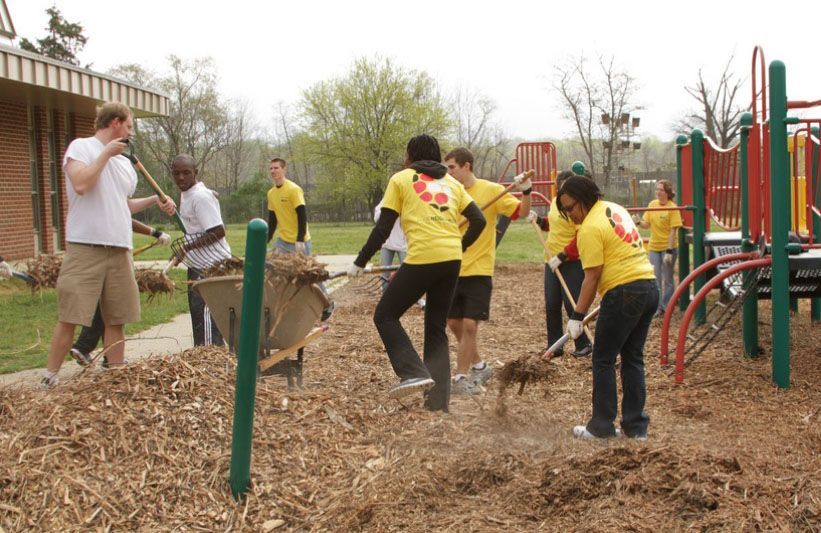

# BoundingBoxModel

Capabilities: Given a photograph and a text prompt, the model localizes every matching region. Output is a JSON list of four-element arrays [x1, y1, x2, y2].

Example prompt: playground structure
[[658, 46, 821, 388]]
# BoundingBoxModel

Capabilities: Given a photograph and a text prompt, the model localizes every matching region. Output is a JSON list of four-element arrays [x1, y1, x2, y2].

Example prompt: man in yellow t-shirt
[[632, 179, 683, 317], [443, 147, 532, 395], [348, 135, 486, 412], [555, 176, 657, 442]]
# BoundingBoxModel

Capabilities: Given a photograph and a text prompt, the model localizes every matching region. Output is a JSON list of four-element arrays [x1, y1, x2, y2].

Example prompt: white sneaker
[[36, 371, 59, 390], [572, 425, 617, 440], [388, 377, 434, 399], [417, 298, 426, 309], [469, 363, 493, 386], [451, 376, 480, 395], [616, 428, 648, 441]]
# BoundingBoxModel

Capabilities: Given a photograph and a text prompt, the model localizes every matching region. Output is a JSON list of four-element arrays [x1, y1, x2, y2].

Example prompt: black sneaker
[[69, 348, 92, 367], [388, 377, 434, 399], [572, 345, 592, 358], [320, 301, 335, 322], [544, 347, 563, 358]]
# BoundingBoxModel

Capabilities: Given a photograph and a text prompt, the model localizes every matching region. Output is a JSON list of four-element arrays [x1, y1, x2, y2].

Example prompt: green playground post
[[690, 129, 707, 324], [229, 218, 267, 499], [739, 113, 759, 357], [676, 134, 691, 311], [811, 126, 821, 322], [571, 160, 586, 175], [768, 61, 791, 389]]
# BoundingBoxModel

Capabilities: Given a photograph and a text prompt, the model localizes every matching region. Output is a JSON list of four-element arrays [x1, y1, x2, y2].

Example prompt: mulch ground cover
[[1, 263, 818, 531]]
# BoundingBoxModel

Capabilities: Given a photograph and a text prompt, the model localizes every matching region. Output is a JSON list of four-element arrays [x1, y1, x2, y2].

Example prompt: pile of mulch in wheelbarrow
[[134, 269, 175, 301], [201, 257, 245, 278], [266, 252, 329, 285], [1, 264, 818, 531], [23, 254, 62, 293]]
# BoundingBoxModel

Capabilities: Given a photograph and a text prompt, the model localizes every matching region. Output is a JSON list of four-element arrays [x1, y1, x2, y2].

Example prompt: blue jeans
[[648, 250, 676, 312], [273, 238, 329, 297], [544, 261, 590, 351], [379, 247, 406, 291], [586, 279, 658, 438]]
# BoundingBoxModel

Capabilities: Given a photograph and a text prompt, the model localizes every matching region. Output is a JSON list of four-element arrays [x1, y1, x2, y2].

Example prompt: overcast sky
[[8, 0, 821, 141]]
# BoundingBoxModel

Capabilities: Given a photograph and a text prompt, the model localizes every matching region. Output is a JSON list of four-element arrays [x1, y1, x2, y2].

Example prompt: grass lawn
[[0, 269, 190, 374]]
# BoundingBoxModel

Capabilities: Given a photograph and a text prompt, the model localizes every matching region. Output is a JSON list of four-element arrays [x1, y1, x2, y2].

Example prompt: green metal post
[[690, 129, 707, 324], [229, 218, 267, 499], [739, 113, 759, 357], [571, 160, 586, 176], [768, 61, 791, 389], [676, 134, 691, 311], [811, 126, 821, 322]]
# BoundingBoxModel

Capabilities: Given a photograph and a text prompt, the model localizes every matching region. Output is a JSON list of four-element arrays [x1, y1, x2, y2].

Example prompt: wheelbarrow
[[193, 274, 330, 387]]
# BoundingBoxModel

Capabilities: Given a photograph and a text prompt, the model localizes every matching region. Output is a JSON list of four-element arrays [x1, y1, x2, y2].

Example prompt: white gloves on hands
[[526, 210, 539, 223], [157, 232, 171, 246], [513, 176, 532, 192], [547, 255, 563, 272], [0, 261, 12, 280], [295, 241, 306, 254], [664, 252, 674, 265], [631, 213, 642, 225], [567, 319, 584, 340], [347, 264, 364, 278]]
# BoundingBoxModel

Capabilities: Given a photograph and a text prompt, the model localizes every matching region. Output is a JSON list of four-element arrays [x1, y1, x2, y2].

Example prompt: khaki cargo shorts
[[56, 243, 140, 327]]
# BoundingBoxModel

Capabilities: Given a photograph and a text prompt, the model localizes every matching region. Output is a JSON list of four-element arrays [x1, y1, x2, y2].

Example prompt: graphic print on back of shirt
[[606, 206, 642, 249], [412, 173, 452, 212]]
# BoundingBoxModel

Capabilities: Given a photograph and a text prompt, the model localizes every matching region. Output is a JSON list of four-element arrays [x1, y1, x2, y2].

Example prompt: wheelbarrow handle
[[544, 306, 600, 359], [328, 264, 400, 280]]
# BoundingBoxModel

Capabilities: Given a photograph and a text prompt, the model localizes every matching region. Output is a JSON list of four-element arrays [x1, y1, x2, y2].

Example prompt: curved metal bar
[[673, 257, 772, 383]]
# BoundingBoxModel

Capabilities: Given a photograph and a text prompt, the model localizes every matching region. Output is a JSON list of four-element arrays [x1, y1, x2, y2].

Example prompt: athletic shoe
[[572, 425, 618, 440], [543, 348, 563, 359], [452, 376, 480, 395], [417, 298, 426, 309], [69, 348, 92, 367], [469, 363, 493, 386], [36, 371, 59, 390], [321, 301, 335, 322], [616, 428, 648, 441], [388, 377, 434, 399], [571, 345, 592, 358]]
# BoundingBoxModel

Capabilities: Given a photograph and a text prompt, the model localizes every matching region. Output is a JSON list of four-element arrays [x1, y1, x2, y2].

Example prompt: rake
[[165, 231, 238, 274]]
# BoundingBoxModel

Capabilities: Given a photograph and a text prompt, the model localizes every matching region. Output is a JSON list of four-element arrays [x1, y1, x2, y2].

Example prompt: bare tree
[[450, 86, 509, 179], [553, 54, 641, 184], [678, 55, 744, 148], [214, 99, 257, 193]]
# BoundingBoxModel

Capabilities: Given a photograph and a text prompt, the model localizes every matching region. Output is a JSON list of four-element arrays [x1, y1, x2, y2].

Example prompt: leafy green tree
[[20, 7, 88, 66], [299, 57, 450, 212]]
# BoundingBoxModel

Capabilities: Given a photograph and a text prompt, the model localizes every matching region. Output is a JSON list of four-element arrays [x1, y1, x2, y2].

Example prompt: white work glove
[[567, 318, 584, 340], [156, 232, 171, 246], [0, 260, 11, 280], [526, 210, 539, 223], [664, 250, 674, 265], [631, 213, 642, 225], [295, 241, 306, 254], [513, 176, 532, 192], [547, 255, 563, 272], [347, 264, 364, 278]]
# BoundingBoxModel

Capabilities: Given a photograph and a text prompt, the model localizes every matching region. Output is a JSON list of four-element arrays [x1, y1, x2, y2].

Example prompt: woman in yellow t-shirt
[[556, 176, 657, 441], [632, 180, 683, 318], [348, 135, 486, 412]]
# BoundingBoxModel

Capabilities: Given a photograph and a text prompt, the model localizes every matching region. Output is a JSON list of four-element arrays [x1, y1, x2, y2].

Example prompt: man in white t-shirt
[[171, 154, 230, 346], [41, 102, 176, 388]]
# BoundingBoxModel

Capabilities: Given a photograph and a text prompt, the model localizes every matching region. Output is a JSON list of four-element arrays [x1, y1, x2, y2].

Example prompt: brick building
[[0, 0, 169, 260]]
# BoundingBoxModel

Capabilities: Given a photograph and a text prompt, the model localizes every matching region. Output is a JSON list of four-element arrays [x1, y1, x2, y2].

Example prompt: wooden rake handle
[[124, 153, 186, 232], [328, 264, 400, 280], [458, 169, 535, 228], [544, 306, 600, 359]]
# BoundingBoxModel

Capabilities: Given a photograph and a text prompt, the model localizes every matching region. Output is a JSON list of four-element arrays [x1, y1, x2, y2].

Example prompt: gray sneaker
[[36, 371, 59, 390], [69, 348, 92, 367], [469, 363, 493, 386], [452, 377, 480, 395], [388, 377, 434, 399]]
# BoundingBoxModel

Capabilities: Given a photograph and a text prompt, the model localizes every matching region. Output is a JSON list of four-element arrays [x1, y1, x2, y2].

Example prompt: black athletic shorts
[[447, 275, 492, 320]]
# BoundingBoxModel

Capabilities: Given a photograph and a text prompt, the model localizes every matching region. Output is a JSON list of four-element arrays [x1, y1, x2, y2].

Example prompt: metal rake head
[[170, 231, 234, 271]]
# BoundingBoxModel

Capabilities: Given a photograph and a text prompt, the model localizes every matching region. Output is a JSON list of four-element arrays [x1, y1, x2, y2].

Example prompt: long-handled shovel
[[530, 219, 594, 342], [544, 306, 599, 359], [458, 169, 535, 228]]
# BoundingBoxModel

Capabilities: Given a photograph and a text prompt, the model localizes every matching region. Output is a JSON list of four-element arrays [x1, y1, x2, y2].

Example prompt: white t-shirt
[[374, 201, 407, 252], [179, 181, 231, 268], [63, 137, 137, 248]]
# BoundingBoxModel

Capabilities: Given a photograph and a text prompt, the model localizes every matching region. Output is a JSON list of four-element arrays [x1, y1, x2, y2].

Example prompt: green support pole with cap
[[229, 218, 268, 499], [690, 129, 707, 324], [811, 126, 821, 322], [571, 160, 586, 176], [739, 113, 759, 357], [676, 134, 691, 310], [768, 61, 791, 389]]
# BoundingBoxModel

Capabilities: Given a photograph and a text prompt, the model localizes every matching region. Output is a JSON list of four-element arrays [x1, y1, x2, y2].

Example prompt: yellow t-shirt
[[459, 179, 521, 276], [578, 200, 655, 297], [266, 179, 310, 243], [546, 200, 579, 261], [643, 199, 683, 252], [382, 168, 474, 265]]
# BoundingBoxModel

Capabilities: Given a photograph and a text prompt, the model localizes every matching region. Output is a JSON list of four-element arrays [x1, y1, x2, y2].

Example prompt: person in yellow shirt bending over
[[444, 147, 532, 395], [556, 176, 657, 441], [349, 135, 486, 412], [632, 179, 683, 318], [266, 157, 333, 321]]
